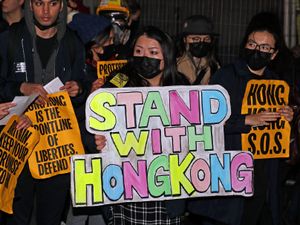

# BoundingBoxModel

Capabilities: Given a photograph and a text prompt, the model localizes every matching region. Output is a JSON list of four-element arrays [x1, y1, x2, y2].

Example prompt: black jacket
[[188, 59, 283, 225], [0, 19, 87, 103]]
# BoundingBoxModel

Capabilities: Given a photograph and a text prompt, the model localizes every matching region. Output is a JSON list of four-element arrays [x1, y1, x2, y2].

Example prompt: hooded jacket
[[0, 0, 87, 106]]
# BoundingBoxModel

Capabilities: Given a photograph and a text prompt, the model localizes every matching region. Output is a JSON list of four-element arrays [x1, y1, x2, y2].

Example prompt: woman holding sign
[[187, 14, 294, 225], [93, 26, 189, 225]]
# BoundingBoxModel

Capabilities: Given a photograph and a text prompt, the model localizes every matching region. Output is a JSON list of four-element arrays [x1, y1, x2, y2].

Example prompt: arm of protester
[[0, 102, 16, 119], [16, 115, 32, 130], [20, 82, 49, 104], [95, 134, 107, 151]]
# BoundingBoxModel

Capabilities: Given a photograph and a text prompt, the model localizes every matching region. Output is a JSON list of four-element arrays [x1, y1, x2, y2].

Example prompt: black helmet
[[182, 15, 218, 36]]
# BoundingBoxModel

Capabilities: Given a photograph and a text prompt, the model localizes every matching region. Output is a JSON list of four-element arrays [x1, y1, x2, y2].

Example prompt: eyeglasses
[[246, 40, 275, 53]]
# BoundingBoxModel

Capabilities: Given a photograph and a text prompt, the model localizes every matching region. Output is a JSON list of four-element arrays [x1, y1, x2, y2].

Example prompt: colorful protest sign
[[0, 115, 40, 214], [25, 91, 85, 179], [241, 80, 290, 159], [97, 60, 128, 81], [71, 85, 254, 207]]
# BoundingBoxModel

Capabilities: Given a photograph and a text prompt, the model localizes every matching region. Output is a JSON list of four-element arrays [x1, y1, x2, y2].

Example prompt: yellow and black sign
[[0, 115, 40, 214], [25, 91, 85, 179], [241, 80, 290, 159], [97, 59, 127, 81]]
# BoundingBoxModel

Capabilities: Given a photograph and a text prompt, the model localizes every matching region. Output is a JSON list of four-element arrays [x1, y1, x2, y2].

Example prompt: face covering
[[112, 23, 131, 45], [33, 16, 58, 31], [189, 42, 212, 58], [131, 56, 161, 79], [97, 44, 118, 61], [243, 48, 273, 70]]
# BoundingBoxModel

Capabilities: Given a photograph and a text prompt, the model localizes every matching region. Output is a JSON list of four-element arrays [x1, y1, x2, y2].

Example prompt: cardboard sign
[[97, 60, 128, 81], [0, 116, 40, 214], [25, 91, 85, 179], [71, 85, 254, 207], [241, 80, 290, 159]]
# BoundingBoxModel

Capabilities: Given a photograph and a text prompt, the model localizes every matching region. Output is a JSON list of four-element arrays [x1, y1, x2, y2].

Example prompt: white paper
[[0, 94, 38, 125], [44, 77, 64, 94]]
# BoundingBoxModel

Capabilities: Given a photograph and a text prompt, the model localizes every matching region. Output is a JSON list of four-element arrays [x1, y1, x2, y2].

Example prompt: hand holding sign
[[20, 83, 48, 104], [94, 134, 107, 151], [278, 105, 294, 122], [0, 102, 16, 119], [15, 115, 32, 130], [91, 78, 105, 93], [60, 81, 82, 97], [245, 109, 281, 126]]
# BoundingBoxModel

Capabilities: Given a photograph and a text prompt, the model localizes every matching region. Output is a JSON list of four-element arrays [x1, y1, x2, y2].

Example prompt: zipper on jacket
[[21, 38, 28, 82]]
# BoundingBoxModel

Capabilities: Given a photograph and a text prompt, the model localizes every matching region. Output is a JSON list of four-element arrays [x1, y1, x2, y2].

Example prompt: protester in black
[[0, 0, 24, 32], [0, 0, 86, 224], [187, 15, 293, 225]]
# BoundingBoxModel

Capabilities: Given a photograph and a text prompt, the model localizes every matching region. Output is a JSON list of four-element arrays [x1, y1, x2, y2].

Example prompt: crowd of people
[[0, 0, 299, 225]]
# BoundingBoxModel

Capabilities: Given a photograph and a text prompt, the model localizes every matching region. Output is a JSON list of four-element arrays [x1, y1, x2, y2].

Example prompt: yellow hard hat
[[96, 0, 130, 19]]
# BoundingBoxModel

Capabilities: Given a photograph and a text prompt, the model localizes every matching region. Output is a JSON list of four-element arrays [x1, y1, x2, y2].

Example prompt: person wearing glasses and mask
[[186, 16, 294, 225], [176, 15, 220, 85]]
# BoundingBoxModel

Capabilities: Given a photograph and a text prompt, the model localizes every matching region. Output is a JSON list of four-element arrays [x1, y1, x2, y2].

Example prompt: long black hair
[[126, 25, 188, 87]]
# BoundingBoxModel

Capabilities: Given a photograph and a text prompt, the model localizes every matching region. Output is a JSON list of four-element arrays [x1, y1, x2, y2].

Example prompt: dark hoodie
[[24, 0, 67, 84], [0, 0, 87, 106]]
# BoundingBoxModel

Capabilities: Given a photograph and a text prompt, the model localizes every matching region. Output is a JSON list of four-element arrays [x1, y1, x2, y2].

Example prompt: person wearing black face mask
[[94, 26, 189, 225], [68, 13, 127, 92], [176, 15, 220, 85], [186, 18, 294, 225]]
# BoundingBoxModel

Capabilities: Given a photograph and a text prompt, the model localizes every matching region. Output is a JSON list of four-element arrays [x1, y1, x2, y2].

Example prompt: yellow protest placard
[[25, 91, 85, 179], [241, 80, 290, 159], [0, 115, 40, 214], [97, 59, 128, 81]]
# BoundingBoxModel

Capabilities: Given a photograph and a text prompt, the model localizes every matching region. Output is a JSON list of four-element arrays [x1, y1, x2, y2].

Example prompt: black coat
[[187, 59, 283, 225]]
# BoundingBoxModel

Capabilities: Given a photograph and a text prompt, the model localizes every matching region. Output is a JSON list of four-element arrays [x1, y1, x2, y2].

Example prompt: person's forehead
[[248, 31, 275, 43], [31, 0, 61, 3], [187, 34, 210, 38], [135, 35, 161, 48]]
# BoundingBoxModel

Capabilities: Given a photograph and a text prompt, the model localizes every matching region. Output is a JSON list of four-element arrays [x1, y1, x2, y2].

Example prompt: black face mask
[[189, 42, 212, 58], [33, 16, 58, 31], [131, 56, 161, 79], [97, 44, 119, 61], [243, 48, 273, 70]]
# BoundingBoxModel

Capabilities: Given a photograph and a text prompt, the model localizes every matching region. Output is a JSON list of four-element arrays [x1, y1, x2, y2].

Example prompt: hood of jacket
[[24, 0, 67, 41]]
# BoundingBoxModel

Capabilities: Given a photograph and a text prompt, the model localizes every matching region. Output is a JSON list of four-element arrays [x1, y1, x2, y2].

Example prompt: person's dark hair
[[240, 12, 282, 55], [240, 12, 294, 77], [85, 25, 113, 60], [127, 25, 188, 86], [126, 0, 141, 15]]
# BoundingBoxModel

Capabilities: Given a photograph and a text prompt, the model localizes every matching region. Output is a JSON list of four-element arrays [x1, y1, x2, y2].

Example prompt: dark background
[[137, 0, 284, 65]]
